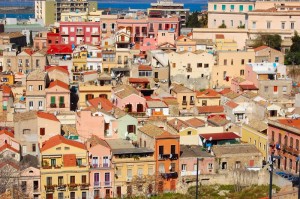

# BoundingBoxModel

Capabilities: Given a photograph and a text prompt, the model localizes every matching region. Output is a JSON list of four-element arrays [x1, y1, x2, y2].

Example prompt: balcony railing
[[102, 163, 109, 168], [103, 181, 112, 187], [45, 185, 55, 192], [57, 184, 67, 191], [190, 100, 195, 105], [158, 153, 178, 160], [59, 103, 65, 108], [94, 181, 100, 187], [182, 100, 187, 105], [269, 139, 275, 147], [80, 183, 89, 190], [68, 184, 78, 191], [50, 103, 57, 108], [76, 31, 84, 35], [161, 172, 178, 179]]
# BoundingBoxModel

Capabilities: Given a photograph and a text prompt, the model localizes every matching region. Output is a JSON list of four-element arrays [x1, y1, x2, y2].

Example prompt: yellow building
[[40, 135, 90, 199], [241, 120, 268, 160], [215, 34, 238, 51], [106, 139, 156, 197], [73, 51, 88, 72], [0, 72, 14, 85], [195, 89, 221, 107]]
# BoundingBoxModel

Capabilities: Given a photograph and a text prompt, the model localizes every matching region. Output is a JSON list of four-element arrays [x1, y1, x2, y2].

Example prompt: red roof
[[83, 70, 97, 75], [196, 89, 220, 98], [23, 48, 34, 56], [41, 135, 86, 152], [0, 161, 19, 170], [240, 84, 258, 90], [46, 66, 69, 74], [216, 34, 225, 39], [48, 80, 69, 90], [129, 78, 150, 83], [197, 105, 224, 114], [63, 154, 77, 167], [254, 45, 269, 52], [199, 132, 240, 141], [88, 97, 113, 112], [187, 32, 193, 37], [225, 101, 239, 109], [0, 143, 19, 153], [37, 112, 60, 122], [1, 85, 11, 94], [138, 65, 152, 71], [47, 44, 73, 54], [177, 35, 186, 40], [277, 119, 300, 129], [0, 129, 14, 138], [218, 88, 232, 95]]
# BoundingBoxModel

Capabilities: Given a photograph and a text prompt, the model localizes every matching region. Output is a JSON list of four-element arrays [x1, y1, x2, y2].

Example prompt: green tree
[[186, 12, 202, 28], [253, 34, 282, 51], [29, 30, 33, 47], [285, 32, 300, 65]]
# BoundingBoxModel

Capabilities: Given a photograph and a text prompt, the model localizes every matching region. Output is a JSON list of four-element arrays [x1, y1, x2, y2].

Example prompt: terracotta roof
[[138, 65, 152, 71], [225, 101, 239, 109], [180, 145, 213, 158], [87, 97, 113, 112], [139, 124, 166, 138], [223, 91, 240, 99], [244, 119, 267, 132], [1, 85, 11, 94], [83, 70, 97, 75], [198, 105, 224, 114], [215, 34, 225, 39], [277, 119, 300, 129], [47, 44, 73, 54], [46, 66, 69, 74], [207, 114, 229, 127], [171, 83, 194, 93], [23, 48, 34, 56], [187, 32, 193, 37], [63, 154, 77, 167], [37, 112, 60, 122], [129, 77, 150, 83], [113, 85, 140, 99], [0, 129, 14, 138], [200, 132, 240, 141], [240, 84, 258, 90], [41, 135, 86, 152], [167, 118, 190, 132], [254, 45, 269, 52], [0, 143, 19, 153], [196, 89, 220, 98], [218, 88, 231, 95], [48, 80, 69, 90], [213, 144, 260, 156], [185, 118, 205, 128], [27, 69, 45, 80], [0, 160, 19, 170], [162, 97, 179, 106], [87, 135, 110, 148]]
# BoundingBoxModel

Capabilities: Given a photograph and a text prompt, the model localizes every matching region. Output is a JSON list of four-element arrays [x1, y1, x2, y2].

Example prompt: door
[[154, 72, 158, 78], [46, 194, 53, 199], [249, 160, 254, 167], [137, 104, 143, 112], [105, 189, 110, 198], [117, 186, 121, 198], [170, 180, 176, 191]]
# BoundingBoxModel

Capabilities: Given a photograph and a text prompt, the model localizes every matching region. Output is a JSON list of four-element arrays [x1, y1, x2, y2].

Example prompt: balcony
[[57, 184, 67, 191], [33, 187, 40, 193], [68, 184, 78, 191], [80, 183, 89, 190], [158, 153, 178, 160], [161, 172, 178, 179], [190, 100, 195, 105], [182, 100, 187, 105], [128, 112, 146, 117], [76, 31, 84, 36], [59, 103, 65, 108], [45, 185, 55, 192], [269, 139, 275, 147], [50, 103, 57, 108], [149, 28, 154, 33], [103, 181, 112, 187]]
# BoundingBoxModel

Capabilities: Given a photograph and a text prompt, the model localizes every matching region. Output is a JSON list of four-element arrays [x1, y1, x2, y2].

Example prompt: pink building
[[76, 108, 118, 140], [19, 167, 41, 199], [60, 22, 101, 45], [87, 135, 113, 199], [0, 129, 19, 151], [45, 80, 70, 111], [112, 85, 146, 113], [140, 38, 157, 53], [117, 17, 179, 43], [268, 119, 300, 174]]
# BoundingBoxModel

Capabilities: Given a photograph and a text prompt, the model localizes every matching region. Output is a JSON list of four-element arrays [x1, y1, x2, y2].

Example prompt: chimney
[[98, 102, 102, 110]]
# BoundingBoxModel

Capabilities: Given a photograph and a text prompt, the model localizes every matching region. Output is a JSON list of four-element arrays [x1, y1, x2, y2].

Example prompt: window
[[290, 137, 294, 147], [38, 101, 43, 108], [252, 21, 256, 29], [21, 181, 27, 192], [40, 128, 45, 135], [82, 175, 86, 183], [22, 145, 27, 154], [248, 5, 253, 11], [235, 161, 241, 169], [127, 169, 132, 179], [103, 156, 109, 167], [249, 138, 252, 143], [181, 164, 187, 171], [58, 176, 63, 185], [204, 64, 209, 68], [283, 86, 287, 93], [127, 125, 136, 134], [46, 177, 52, 185], [296, 139, 299, 150], [58, 192, 64, 199], [222, 5, 226, 11], [137, 168, 143, 177], [248, 59, 252, 63], [202, 100, 207, 106], [94, 173, 100, 186], [59, 96, 64, 105], [187, 131, 192, 135], [221, 162, 227, 169], [159, 146, 164, 155], [172, 63, 176, 68], [51, 159, 56, 167], [76, 158, 82, 166], [208, 163, 213, 170], [240, 70, 244, 76], [231, 59, 233, 65], [239, 5, 243, 12], [281, 22, 285, 29], [264, 86, 268, 92], [224, 59, 227, 65], [214, 4, 217, 10], [29, 85, 33, 91], [51, 96, 55, 105], [170, 163, 176, 172], [70, 27, 74, 32], [197, 63, 202, 68], [70, 176, 75, 184], [230, 5, 234, 10], [29, 101, 33, 109], [70, 192, 75, 199], [241, 59, 245, 64], [82, 192, 86, 199], [274, 86, 278, 93], [32, 144, 36, 152], [267, 21, 271, 29], [171, 145, 176, 154], [148, 167, 154, 175], [291, 22, 295, 30], [231, 20, 233, 27], [275, 57, 279, 62]]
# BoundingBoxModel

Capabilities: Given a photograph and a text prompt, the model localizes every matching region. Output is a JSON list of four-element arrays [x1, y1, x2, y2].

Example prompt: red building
[[47, 32, 61, 47], [59, 22, 101, 45]]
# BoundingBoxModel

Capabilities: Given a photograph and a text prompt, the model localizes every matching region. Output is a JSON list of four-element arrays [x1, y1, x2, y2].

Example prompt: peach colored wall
[[46, 86, 70, 112], [157, 30, 175, 46], [180, 157, 215, 175], [38, 118, 61, 143], [114, 94, 146, 112], [0, 134, 19, 151], [245, 64, 259, 87]]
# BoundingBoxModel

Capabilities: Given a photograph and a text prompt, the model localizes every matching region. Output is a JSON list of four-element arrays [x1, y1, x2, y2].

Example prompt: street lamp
[[269, 154, 281, 199], [296, 156, 300, 199], [196, 157, 204, 199]]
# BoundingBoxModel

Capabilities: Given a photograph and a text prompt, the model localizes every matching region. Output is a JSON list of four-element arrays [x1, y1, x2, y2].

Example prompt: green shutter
[[249, 5, 253, 11], [59, 96, 64, 104], [230, 5, 234, 10], [222, 5, 226, 11], [239, 5, 243, 11], [214, 4, 217, 10], [51, 96, 55, 104]]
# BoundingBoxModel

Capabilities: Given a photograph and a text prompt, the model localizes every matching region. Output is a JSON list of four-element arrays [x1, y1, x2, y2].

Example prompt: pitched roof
[[87, 135, 110, 148], [240, 84, 258, 90], [218, 88, 232, 95], [0, 129, 14, 138], [37, 112, 60, 122], [197, 105, 224, 114], [113, 85, 140, 99], [46, 66, 69, 74], [225, 101, 239, 109], [1, 85, 12, 94], [63, 154, 77, 167], [185, 118, 206, 128], [87, 97, 113, 112], [139, 124, 166, 138], [138, 65, 152, 71], [48, 80, 69, 90], [277, 118, 300, 129], [106, 139, 135, 150], [207, 114, 229, 127], [223, 91, 240, 99], [199, 132, 240, 141], [196, 89, 220, 98], [129, 77, 150, 83], [27, 70, 45, 80], [167, 118, 190, 132], [171, 83, 194, 93], [254, 45, 269, 52], [180, 145, 213, 158], [244, 119, 267, 132], [146, 100, 168, 108], [213, 144, 260, 157], [23, 48, 34, 56], [41, 135, 86, 152], [0, 143, 19, 153]]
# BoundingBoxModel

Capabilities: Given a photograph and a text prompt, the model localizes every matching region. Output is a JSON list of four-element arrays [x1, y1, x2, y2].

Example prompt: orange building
[[138, 124, 180, 192]]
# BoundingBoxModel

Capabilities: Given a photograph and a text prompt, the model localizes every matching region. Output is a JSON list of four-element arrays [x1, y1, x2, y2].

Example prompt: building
[[241, 119, 268, 161], [45, 80, 70, 111], [268, 118, 300, 174], [170, 83, 195, 112], [196, 89, 221, 107], [254, 45, 284, 64], [19, 167, 41, 199], [40, 135, 89, 199], [138, 124, 180, 192], [167, 118, 205, 136]]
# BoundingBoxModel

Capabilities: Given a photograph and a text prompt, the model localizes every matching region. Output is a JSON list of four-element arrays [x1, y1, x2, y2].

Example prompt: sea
[[0, 2, 206, 19]]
